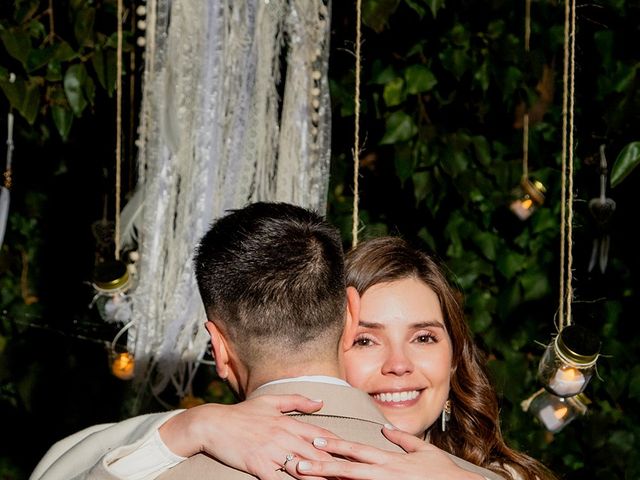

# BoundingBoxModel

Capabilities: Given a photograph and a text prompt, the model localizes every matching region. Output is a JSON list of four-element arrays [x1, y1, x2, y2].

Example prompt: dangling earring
[[441, 399, 451, 432]]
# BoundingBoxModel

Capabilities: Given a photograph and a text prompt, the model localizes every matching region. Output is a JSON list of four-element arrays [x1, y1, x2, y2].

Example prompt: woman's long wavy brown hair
[[345, 237, 555, 480]]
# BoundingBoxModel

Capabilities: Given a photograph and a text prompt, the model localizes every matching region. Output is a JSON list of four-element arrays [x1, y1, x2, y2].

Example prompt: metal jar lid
[[555, 324, 601, 366], [93, 260, 130, 292]]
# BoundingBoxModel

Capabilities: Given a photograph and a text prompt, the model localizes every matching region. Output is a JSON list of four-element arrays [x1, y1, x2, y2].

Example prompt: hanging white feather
[[127, 0, 333, 405], [118, 187, 145, 251], [0, 186, 9, 248], [1, 111, 14, 249]]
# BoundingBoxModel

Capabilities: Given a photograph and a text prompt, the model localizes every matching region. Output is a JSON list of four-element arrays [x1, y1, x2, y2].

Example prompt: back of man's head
[[194, 202, 346, 368]]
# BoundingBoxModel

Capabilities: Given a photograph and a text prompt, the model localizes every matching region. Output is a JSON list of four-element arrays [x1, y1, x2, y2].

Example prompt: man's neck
[[244, 360, 344, 396]]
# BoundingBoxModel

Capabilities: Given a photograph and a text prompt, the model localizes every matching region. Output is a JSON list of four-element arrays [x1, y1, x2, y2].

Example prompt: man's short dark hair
[[194, 202, 346, 367]]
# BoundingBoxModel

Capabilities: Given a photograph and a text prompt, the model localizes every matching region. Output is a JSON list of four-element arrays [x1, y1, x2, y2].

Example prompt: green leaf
[[496, 251, 526, 279], [53, 42, 78, 62], [26, 20, 47, 39], [531, 208, 556, 234], [519, 270, 550, 301], [427, 0, 446, 18], [26, 44, 57, 73], [50, 86, 74, 141], [405, 0, 427, 18], [0, 75, 41, 124], [611, 141, 640, 187], [473, 59, 490, 92], [412, 171, 433, 205], [394, 145, 414, 183], [380, 111, 417, 144], [91, 47, 117, 96], [404, 64, 437, 94], [84, 75, 96, 106], [501, 66, 522, 101], [64, 64, 89, 116], [362, 0, 401, 33], [594, 31, 614, 72], [608, 431, 635, 454], [74, 7, 96, 47], [472, 231, 498, 261], [0, 28, 31, 67], [487, 20, 505, 39], [370, 61, 397, 85], [383, 77, 406, 107], [450, 24, 470, 49], [469, 310, 493, 334], [497, 280, 522, 318], [472, 136, 491, 166], [46, 61, 62, 81], [22, 77, 41, 124], [417, 226, 436, 251], [628, 366, 640, 400], [14, 0, 39, 23], [439, 47, 470, 80]]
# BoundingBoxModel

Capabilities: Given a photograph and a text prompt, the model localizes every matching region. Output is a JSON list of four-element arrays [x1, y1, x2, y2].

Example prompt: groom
[[32, 202, 501, 479]]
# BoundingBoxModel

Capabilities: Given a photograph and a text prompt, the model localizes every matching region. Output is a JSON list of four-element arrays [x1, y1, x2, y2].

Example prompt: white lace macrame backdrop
[[126, 0, 332, 403]]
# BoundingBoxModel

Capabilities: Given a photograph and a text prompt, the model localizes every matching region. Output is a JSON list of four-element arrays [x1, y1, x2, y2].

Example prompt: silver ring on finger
[[276, 453, 295, 472]]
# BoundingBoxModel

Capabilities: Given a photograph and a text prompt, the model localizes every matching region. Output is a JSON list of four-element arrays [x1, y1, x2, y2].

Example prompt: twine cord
[[352, 0, 362, 248], [115, 0, 124, 260], [522, 0, 530, 181], [558, 0, 570, 330], [565, 0, 577, 327]]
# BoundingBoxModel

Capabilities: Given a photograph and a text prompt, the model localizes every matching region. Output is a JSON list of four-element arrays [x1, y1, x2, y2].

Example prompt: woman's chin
[[383, 415, 428, 437]]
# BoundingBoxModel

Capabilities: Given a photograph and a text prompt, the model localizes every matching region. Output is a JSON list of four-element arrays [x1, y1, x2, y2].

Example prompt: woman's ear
[[205, 321, 230, 379], [342, 286, 361, 351]]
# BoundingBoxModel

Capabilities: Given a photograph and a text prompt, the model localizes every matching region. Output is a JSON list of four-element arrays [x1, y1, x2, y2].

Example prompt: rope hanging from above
[[115, 0, 124, 261], [351, 0, 362, 248], [558, 0, 577, 332]]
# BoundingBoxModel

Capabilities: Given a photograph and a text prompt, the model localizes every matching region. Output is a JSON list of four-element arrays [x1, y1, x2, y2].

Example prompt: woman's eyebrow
[[358, 320, 383, 329], [358, 320, 445, 329], [411, 321, 445, 330]]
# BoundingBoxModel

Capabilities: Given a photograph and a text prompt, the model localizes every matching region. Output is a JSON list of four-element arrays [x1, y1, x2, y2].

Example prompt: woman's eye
[[415, 334, 436, 343], [353, 336, 374, 347]]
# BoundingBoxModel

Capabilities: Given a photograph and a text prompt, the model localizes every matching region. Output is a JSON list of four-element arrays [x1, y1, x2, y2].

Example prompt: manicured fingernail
[[383, 423, 395, 430], [298, 461, 312, 472], [313, 437, 327, 447], [311, 399, 323, 403]]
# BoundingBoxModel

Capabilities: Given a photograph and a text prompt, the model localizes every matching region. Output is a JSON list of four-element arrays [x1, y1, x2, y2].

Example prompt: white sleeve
[[30, 410, 184, 480], [106, 429, 186, 480]]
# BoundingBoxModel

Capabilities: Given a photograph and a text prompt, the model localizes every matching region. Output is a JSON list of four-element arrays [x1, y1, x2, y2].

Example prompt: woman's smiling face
[[344, 277, 453, 436]]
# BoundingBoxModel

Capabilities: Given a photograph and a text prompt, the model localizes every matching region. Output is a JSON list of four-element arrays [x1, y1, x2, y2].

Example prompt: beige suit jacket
[[158, 381, 504, 480]]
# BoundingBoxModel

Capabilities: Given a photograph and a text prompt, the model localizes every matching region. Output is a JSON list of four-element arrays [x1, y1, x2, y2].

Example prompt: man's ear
[[342, 286, 361, 351], [205, 321, 230, 380]]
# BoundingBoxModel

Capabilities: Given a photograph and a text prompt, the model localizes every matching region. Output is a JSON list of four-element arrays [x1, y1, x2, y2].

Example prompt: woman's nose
[[381, 347, 414, 375]]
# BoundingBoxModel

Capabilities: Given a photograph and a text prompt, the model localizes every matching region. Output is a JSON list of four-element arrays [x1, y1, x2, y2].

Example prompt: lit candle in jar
[[549, 366, 585, 396], [510, 198, 535, 220], [112, 352, 135, 380], [538, 404, 569, 432]]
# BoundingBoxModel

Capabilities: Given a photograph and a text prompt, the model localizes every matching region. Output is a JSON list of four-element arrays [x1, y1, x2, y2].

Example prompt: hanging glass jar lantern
[[91, 260, 133, 323], [527, 390, 589, 433], [510, 178, 546, 220], [538, 324, 600, 398], [110, 351, 136, 380], [108, 320, 136, 380]]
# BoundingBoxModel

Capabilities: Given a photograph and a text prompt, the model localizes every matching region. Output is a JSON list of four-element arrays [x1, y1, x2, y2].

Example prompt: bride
[[152, 238, 553, 480]]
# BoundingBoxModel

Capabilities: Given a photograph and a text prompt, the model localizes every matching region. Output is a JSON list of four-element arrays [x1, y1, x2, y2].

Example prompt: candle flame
[[112, 352, 135, 380], [554, 405, 569, 419]]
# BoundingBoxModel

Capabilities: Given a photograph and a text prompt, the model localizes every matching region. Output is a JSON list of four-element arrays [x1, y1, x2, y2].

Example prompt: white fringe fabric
[[127, 0, 332, 401]]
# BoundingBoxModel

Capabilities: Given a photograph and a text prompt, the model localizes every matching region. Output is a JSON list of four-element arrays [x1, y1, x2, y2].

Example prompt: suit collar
[[248, 381, 390, 425]]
